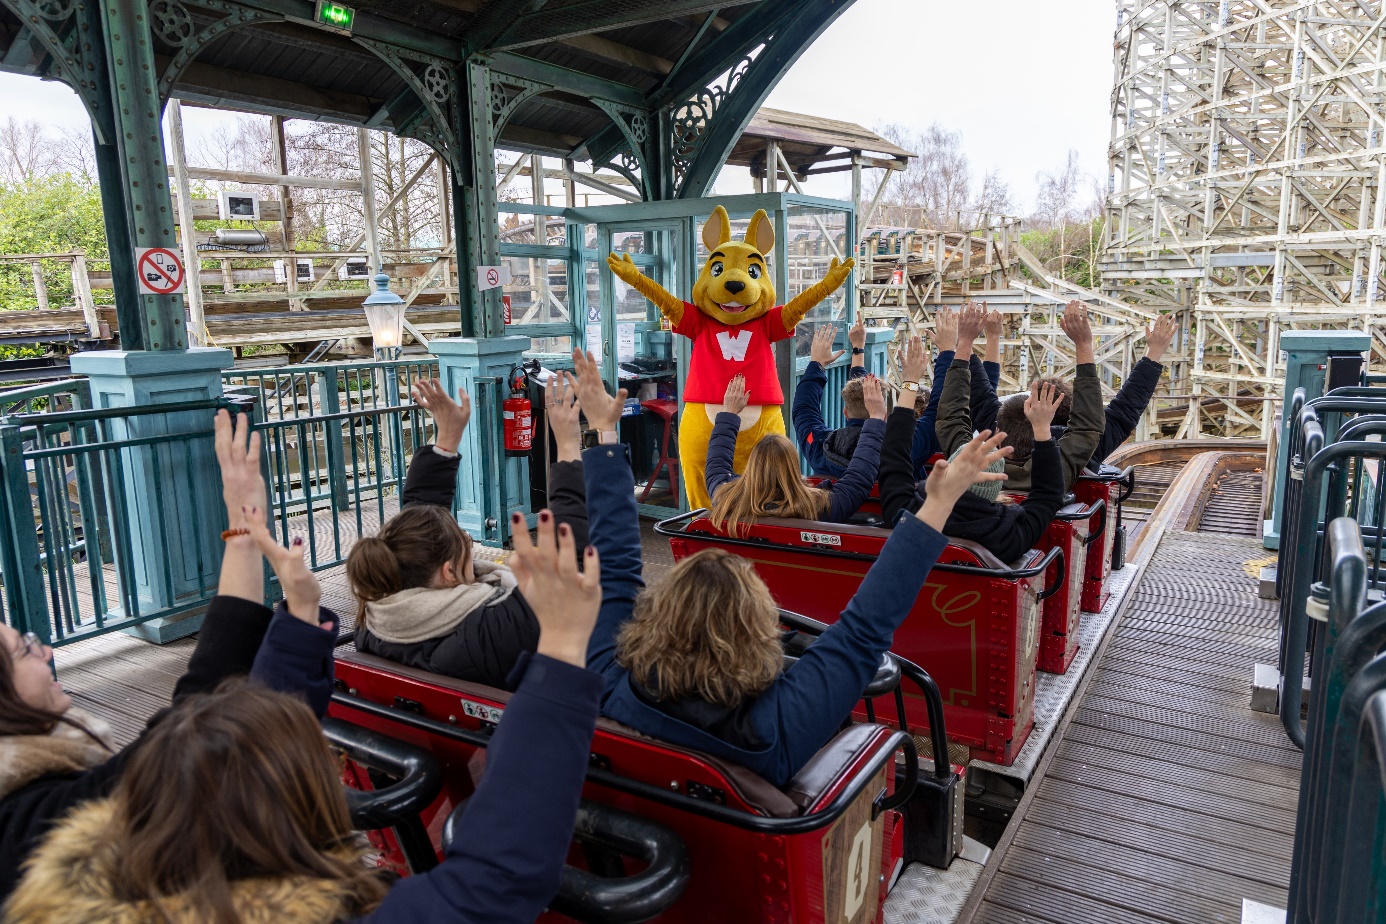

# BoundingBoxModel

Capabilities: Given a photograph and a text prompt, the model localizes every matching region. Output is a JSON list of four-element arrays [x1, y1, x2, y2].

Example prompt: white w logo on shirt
[[715, 328, 753, 361]]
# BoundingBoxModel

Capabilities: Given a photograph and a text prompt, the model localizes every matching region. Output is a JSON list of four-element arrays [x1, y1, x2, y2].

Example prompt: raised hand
[[934, 308, 959, 353], [957, 301, 986, 351], [605, 252, 646, 286], [916, 430, 1012, 532], [214, 409, 265, 530], [1144, 313, 1178, 363], [810, 324, 845, 366], [900, 334, 929, 385], [823, 256, 855, 291], [1024, 381, 1062, 442], [862, 376, 887, 420], [244, 508, 323, 627], [570, 349, 627, 433], [546, 373, 582, 462], [984, 309, 1004, 339], [848, 318, 867, 350], [412, 378, 471, 454], [1060, 300, 1095, 364], [509, 509, 602, 667], [723, 374, 749, 414]]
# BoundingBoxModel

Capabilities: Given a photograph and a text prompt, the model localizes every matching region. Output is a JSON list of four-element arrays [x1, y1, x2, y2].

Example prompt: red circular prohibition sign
[[138, 248, 185, 295]]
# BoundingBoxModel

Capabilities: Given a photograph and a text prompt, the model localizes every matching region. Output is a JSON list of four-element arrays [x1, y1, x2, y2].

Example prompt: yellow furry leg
[[679, 404, 786, 511]]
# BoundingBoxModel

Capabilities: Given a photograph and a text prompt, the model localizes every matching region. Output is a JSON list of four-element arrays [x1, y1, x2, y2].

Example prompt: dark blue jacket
[[1088, 357, 1163, 468], [252, 607, 605, 924], [793, 361, 869, 478], [910, 351, 1000, 478], [583, 442, 949, 787], [707, 411, 884, 523]]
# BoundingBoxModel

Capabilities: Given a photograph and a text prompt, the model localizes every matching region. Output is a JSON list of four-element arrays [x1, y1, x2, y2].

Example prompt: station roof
[[0, 0, 804, 162], [728, 107, 914, 178]]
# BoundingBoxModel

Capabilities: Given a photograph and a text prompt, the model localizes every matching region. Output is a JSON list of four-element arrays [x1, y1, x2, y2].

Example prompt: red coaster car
[[1073, 465, 1134, 613], [326, 620, 965, 924], [654, 514, 1062, 766], [1030, 499, 1104, 674]]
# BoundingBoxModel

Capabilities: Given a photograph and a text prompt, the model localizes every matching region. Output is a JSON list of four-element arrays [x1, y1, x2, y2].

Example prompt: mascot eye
[[747, 264, 762, 279], [710, 262, 724, 277]]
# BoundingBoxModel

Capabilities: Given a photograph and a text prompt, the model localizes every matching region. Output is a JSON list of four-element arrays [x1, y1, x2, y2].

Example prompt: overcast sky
[[0, 0, 1114, 212]]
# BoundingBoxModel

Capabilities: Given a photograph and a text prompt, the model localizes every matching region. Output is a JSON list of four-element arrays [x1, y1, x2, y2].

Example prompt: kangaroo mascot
[[606, 205, 855, 510]]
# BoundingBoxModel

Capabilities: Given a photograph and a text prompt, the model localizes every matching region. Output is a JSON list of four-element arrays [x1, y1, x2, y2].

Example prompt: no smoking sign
[[135, 247, 186, 296]]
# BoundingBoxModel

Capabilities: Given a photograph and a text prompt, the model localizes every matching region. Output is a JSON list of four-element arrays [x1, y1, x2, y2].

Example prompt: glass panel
[[528, 336, 572, 354], [502, 257, 570, 325], [584, 223, 597, 251], [785, 205, 850, 357], [499, 212, 566, 246]]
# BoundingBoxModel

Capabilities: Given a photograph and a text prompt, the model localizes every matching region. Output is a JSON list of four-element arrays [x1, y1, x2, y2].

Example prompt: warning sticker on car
[[460, 699, 503, 724], [800, 531, 842, 546]]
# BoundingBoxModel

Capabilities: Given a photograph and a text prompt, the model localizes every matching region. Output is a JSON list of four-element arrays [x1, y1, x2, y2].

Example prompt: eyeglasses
[[10, 632, 42, 661]]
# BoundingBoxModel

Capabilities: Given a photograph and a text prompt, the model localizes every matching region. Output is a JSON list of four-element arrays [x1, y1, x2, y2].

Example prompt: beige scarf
[[0, 707, 117, 802], [364, 559, 519, 645]]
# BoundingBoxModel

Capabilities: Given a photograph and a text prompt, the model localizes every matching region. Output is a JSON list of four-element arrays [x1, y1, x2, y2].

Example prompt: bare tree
[[872, 122, 1015, 230], [51, 126, 96, 182], [0, 117, 56, 184]]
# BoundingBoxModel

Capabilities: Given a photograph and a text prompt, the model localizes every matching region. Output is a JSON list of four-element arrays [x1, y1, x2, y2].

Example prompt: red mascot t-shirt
[[675, 301, 792, 405]]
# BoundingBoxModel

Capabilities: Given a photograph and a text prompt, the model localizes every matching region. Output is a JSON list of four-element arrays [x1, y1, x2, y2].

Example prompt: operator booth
[[496, 193, 882, 520]]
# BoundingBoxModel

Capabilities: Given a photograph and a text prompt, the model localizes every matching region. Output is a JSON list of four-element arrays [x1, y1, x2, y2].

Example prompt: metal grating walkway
[[970, 528, 1299, 924]]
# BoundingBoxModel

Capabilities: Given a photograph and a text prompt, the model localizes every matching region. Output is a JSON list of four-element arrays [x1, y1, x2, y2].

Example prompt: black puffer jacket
[[355, 449, 588, 690], [0, 596, 274, 903], [878, 406, 1065, 563]]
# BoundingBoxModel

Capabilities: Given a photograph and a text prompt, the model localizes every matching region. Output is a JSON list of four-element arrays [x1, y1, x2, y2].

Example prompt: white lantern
[[362, 269, 404, 360]]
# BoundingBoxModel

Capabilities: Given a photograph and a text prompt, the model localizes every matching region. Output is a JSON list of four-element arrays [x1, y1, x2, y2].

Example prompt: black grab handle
[[1083, 499, 1107, 547], [323, 717, 444, 831], [1036, 547, 1066, 601], [443, 800, 690, 924]]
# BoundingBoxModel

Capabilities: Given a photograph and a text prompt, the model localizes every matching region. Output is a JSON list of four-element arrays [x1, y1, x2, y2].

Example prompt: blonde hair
[[841, 379, 868, 419], [617, 549, 783, 708], [708, 435, 829, 537]]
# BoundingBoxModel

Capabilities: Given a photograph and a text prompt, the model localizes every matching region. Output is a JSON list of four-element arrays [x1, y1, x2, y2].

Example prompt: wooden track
[[964, 469, 1297, 924]]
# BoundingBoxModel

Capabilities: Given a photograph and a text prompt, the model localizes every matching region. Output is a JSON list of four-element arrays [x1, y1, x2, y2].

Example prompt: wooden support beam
[[167, 164, 363, 192], [559, 34, 674, 74], [166, 100, 207, 343]]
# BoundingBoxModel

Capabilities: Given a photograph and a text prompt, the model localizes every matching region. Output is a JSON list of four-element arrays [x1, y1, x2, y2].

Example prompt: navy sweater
[[583, 442, 949, 788], [908, 351, 1001, 478], [707, 410, 884, 523], [792, 361, 869, 478], [252, 606, 605, 924]]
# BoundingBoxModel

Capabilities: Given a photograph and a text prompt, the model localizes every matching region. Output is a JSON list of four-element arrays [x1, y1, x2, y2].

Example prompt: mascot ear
[[702, 205, 732, 253], [745, 209, 775, 255]]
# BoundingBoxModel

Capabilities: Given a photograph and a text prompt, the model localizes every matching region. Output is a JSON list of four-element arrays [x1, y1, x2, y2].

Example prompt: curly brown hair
[[617, 549, 783, 708]]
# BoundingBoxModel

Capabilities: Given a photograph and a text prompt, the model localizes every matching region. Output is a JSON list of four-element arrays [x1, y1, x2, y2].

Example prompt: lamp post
[[362, 268, 404, 361]]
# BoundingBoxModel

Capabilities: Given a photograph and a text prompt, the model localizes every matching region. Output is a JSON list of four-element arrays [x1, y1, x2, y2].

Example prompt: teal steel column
[[100, 0, 187, 351], [458, 59, 504, 338]]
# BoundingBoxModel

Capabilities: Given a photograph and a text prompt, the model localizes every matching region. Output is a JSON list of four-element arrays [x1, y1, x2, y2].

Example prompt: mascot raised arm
[[606, 205, 855, 510]]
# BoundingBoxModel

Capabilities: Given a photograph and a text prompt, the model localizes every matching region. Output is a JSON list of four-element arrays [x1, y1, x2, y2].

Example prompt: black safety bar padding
[[1081, 499, 1107, 547], [775, 608, 950, 784], [329, 693, 919, 837], [439, 799, 691, 924], [322, 717, 445, 831], [1035, 547, 1067, 602], [1333, 415, 1386, 442], [653, 510, 1059, 580], [1366, 690, 1386, 795]]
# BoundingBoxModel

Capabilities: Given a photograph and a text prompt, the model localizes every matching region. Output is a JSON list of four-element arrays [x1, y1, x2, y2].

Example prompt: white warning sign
[[135, 247, 186, 295]]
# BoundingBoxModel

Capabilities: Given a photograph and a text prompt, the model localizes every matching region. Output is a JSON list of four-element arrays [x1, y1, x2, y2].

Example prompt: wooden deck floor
[[968, 528, 1298, 924]]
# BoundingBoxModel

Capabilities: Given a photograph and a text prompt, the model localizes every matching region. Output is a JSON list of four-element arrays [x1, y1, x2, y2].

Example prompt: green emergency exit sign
[[314, 1, 355, 33]]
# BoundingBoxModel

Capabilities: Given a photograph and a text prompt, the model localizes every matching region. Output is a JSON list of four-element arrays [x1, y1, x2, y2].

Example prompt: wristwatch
[[900, 381, 921, 394], [851, 347, 865, 355], [598, 430, 620, 445]]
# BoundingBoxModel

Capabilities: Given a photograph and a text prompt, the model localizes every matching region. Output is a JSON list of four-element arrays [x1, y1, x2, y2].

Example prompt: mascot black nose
[[724, 280, 745, 295]]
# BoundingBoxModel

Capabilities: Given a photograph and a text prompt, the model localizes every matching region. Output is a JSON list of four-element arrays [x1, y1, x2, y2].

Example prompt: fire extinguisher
[[503, 365, 534, 456]]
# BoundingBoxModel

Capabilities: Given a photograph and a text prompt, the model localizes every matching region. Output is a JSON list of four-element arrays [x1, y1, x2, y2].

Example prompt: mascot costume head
[[606, 205, 854, 510]]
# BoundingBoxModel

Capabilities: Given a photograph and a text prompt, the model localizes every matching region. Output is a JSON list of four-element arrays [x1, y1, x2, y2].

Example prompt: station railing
[[1275, 387, 1386, 746], [0, 358, 446, 647], [1285, 518, 1386, 922]]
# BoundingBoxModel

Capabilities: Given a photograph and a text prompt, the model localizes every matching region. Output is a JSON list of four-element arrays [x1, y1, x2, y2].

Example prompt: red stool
[[640, 399, 679, 505]]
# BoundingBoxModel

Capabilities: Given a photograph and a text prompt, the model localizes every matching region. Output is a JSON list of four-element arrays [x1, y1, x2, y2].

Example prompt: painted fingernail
[[586, 545, 596, 556], [559, 523, 571, 536], [512, 512, 523, 523], [540, 510, 551, 523], [292, 537, 303, 547]]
